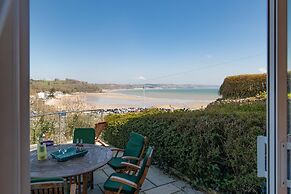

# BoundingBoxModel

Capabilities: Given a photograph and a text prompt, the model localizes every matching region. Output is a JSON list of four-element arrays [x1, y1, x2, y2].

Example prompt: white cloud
[[258, 67, 267, 73], [137, 76, 146, 80]]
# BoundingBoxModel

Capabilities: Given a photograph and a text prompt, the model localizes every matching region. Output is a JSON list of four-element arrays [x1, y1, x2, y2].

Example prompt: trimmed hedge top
[[219, 74, 267, 99]]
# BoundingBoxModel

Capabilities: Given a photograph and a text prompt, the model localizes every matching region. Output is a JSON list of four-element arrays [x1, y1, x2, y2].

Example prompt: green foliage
[[206, 100, 266, 113], [30, 97, 101, 144], [30, 116, 57, 144], [30, 99, 58, 143], [30, 113, 99, 144], [65, 113, 97, 138], [219, 74, 267, 99], [30, 78, 102, 94], [48, 88, 56, 98], [219, 72, 291, 99], [256, 91, 267, 99], [103, 103, 266, 193]]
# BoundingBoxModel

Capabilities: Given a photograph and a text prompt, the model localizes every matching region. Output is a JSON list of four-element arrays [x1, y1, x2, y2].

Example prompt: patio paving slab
[[146, 166, 175, 186], [144, 183, 180, 194], [141, 179, 156, 191], [97, 183, 105, 193], [172, 180, 203, 194], [87, 185, 103, 194], [93, 169, 109, 185], [100, 164, 111, 170], [88, 165, 203, 194], [103, 166, 116, 176]]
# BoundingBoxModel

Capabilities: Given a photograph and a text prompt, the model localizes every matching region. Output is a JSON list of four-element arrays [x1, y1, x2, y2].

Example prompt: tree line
[[30, 79, 102, 94]]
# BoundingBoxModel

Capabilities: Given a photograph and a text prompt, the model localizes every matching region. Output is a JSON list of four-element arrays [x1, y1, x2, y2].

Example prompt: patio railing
[[29, 108, 146, 144]]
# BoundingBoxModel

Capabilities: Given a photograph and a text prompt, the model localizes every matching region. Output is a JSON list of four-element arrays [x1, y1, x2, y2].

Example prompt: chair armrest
[[121, 162, 141, 170], [121, 156, 140, 161], [111, 148, 125, 152], [110, 148, 125, 157], [110, 176, 138, 189]]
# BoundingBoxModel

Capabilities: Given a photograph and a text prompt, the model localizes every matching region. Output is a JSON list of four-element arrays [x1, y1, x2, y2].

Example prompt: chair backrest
[[136, 147, 154, 185], [31, 180, 66, 194], [123, 132, 146, 158], [94, 121, 107, 140], [73, 128, 95, 144]]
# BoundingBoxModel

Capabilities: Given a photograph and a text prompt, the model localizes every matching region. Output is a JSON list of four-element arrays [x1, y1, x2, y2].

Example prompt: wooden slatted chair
[[94, 121, 107, 145], [103, 147, 154, 194], [73, 127, 96, 189], [73, 128, 95, 145], [108, 132, 148, 172], [31, 178, 76, 194]]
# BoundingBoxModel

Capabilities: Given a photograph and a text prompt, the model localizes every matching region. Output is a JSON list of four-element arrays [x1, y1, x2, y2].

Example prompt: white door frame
[[268, 0, 288, 193], [0, 0, 30, 193]]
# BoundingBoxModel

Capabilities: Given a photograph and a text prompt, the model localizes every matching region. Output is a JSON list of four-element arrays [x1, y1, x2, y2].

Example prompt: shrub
[[103, 103, 266, 193], [65, 113, 99, 138], [206, 99, 266, 113], [30, 115, 57, 144], [219, 74, 267, 99]]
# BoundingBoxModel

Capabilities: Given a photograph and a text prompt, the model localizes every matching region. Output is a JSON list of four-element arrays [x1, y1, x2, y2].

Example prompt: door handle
[[257, 136, 267, 178]]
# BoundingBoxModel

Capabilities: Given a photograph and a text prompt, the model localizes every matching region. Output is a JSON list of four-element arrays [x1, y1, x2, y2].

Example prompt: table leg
[[82, 172, 88, 194], [90, 171, 94, 189], [77, 175, 81, 194]]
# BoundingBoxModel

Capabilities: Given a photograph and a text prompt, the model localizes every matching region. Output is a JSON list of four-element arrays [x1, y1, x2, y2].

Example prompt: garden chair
[[73, 128, 95, 144], [31, 177, 76, 194], [108, 132, 147, 172], [103, 147, 154, 194], [94, 121, 107, 145], [73, 127, 95, 189]]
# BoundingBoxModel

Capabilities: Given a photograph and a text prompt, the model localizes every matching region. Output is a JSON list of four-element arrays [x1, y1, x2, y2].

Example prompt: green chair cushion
[[103, 173, 138, 194], [73, 128, 95, 144], [108, 132, 145, 170], [123, 132, 145, 158], [108, 157, 127, 170], [31, 177, 64, 183]]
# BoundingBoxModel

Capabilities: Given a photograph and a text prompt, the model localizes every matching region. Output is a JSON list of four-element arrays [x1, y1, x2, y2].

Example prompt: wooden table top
[[30, 144, 112, 178]]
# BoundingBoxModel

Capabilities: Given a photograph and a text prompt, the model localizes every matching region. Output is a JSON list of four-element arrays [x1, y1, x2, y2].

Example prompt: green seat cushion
[[108, 157, 127, 170], [104, 173, 138, 194], [73, 128, 95, 144], [31, 177, 64, 183]]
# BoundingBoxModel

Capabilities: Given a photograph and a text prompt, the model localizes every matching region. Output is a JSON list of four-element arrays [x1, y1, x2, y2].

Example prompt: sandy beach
[[87, 92, 211, 109], [46, 90, 217, 110]]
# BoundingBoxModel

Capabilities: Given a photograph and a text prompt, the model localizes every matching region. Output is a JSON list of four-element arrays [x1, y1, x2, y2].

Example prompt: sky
[[30, 0, 267, 85]]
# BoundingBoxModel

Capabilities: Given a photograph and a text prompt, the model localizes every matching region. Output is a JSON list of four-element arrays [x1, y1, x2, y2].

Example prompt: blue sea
[[116, 88, 219, 102]]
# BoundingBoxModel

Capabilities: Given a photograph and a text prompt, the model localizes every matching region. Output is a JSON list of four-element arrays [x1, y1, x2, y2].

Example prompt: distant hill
[[98, 83, 219, 90], [30, 79, 219, 95], [30, 79, 102, 94]]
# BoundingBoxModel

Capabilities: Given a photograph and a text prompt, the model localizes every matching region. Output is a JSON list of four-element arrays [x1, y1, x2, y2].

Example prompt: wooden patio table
[[30, 144, 112, 194]]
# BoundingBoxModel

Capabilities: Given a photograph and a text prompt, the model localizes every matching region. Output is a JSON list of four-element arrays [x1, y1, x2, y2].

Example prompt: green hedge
[[219, 74, 267, 99], [103, 104, 266, 193]]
